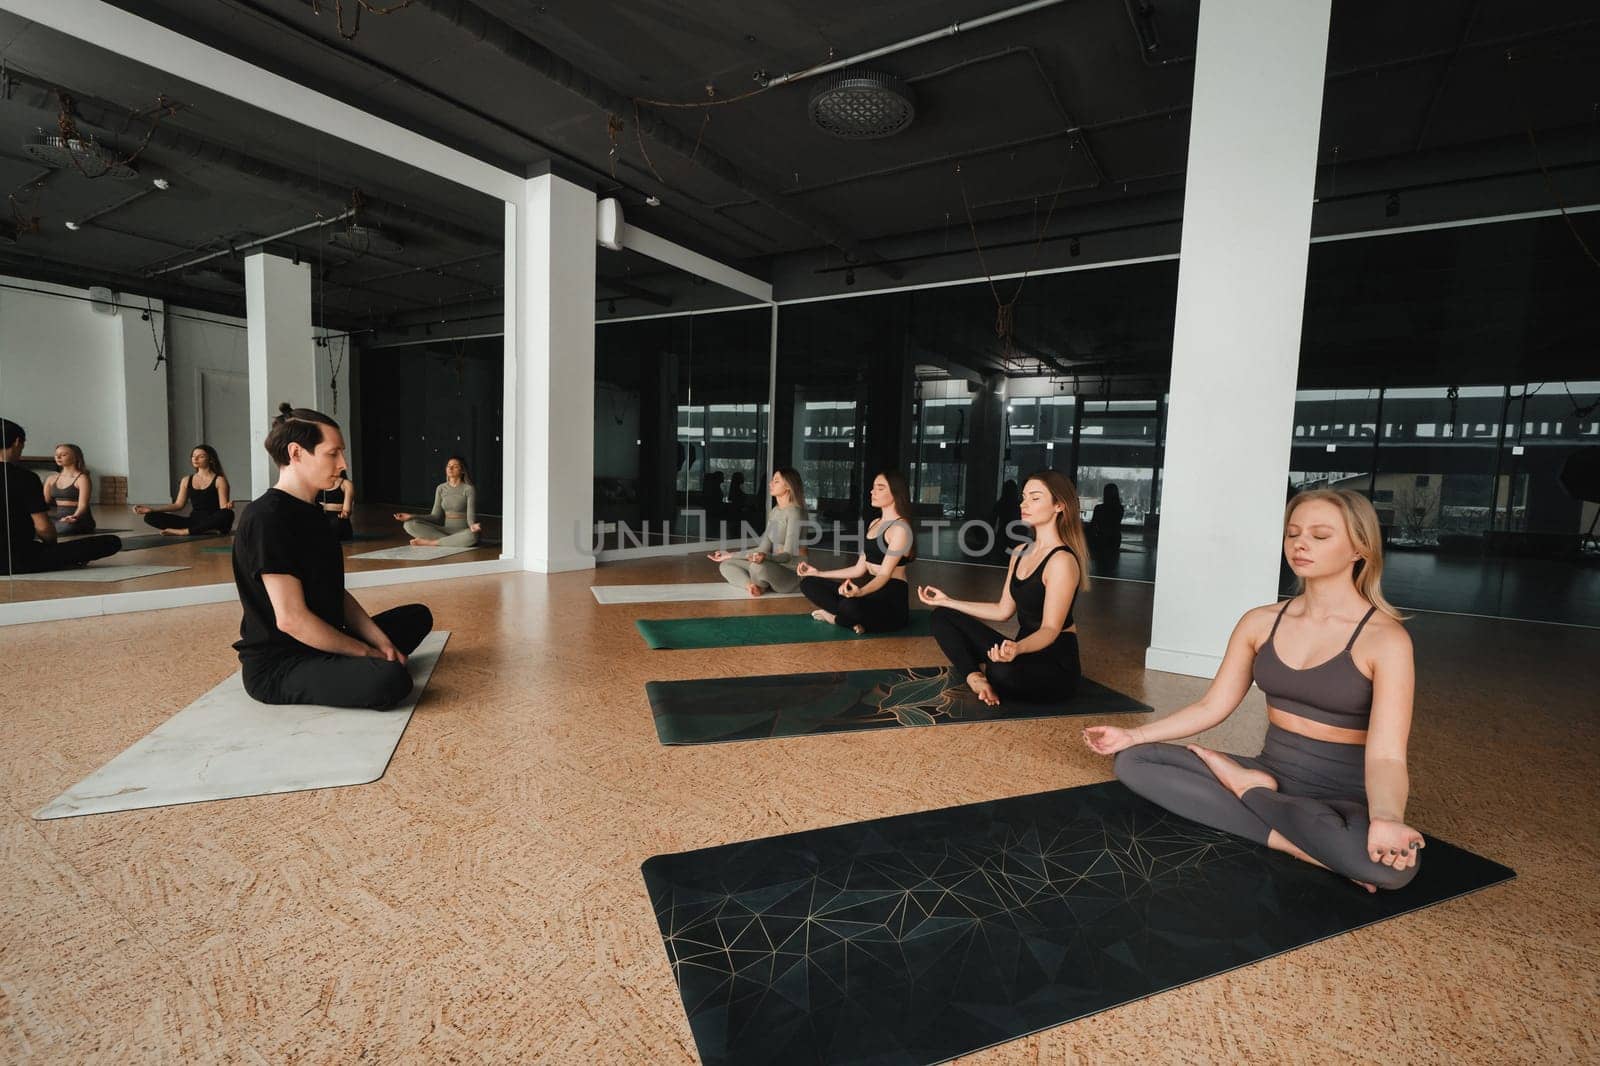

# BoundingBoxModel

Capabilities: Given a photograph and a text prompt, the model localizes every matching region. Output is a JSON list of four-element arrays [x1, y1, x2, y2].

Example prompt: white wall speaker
[[87, 286, 118, 314], [596, 197, 624, 251]]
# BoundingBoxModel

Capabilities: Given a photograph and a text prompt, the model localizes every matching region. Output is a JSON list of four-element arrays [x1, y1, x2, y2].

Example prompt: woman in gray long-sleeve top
[[708, 468, 807, 596], [393, 456, 481, 546]]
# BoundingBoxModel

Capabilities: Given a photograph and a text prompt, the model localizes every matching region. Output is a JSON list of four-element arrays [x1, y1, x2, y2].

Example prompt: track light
[[1069, 237, 1080, 257], [608, 299, 617, 314], [644, 195, 661, 207], [844, 267, 856, 286], [1385, 192, 1399, 218], [64, 220, 80, 231], [152, 178, 171, 191]]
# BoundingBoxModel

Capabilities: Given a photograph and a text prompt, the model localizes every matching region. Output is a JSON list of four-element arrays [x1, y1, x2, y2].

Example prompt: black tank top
[[189, 476, 221, 513], [1009, 545, 1078, 641], [318, 484, 347, 508], [863, 517, 915, 567]]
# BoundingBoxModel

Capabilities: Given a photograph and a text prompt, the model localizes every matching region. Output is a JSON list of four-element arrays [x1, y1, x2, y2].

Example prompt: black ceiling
[[1, 1, 1597, 349]]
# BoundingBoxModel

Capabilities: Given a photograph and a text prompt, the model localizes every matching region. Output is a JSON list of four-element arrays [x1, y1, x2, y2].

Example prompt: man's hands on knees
[[366, 641, 408, 665]]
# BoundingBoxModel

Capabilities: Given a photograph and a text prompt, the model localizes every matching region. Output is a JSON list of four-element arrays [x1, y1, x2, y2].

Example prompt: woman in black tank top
[[1083, 489, 1425, 893], [136, 444, 236, 536], [921, 471, 1090, 706], [796, 471, 915, 634]]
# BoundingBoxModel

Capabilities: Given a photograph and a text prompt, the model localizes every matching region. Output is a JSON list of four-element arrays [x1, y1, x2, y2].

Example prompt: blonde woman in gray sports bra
[[393, 456, 481, 547], [1083, 488, 1424, 893], [708, 468, 807, 596]]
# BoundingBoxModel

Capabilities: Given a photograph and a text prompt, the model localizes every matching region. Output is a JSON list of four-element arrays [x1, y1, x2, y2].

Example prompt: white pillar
[[116, 301, 170, 503], [513, 173, 596, 572], [244, 252, 316, 494], [1145, 0, 1332, 678]]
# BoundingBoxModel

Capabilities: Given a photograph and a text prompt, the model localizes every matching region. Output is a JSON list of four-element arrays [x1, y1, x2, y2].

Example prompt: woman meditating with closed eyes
[[1083, 489, 1424, 892]]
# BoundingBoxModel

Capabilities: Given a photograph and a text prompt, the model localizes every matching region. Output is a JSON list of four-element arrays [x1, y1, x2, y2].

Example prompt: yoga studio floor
[[2, 555, 1595, 1063]]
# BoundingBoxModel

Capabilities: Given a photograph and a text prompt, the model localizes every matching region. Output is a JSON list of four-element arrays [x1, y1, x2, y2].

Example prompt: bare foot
[[409, 538, 439, 547], [1352, 879, 1376, 893], [811, 609, 836, 625], [967, 671, 1000, 707], [1187, 745, 1279, 799], [747, 583, 764, 597], [160, 527, 187, 537], [851, 624, 865, 635]]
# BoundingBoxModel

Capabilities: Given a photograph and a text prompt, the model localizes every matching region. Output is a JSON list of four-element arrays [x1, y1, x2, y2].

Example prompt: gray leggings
[[1114, 725, 1419, 890], [403, 519, 478, 547], [718, 556, 800, 593]]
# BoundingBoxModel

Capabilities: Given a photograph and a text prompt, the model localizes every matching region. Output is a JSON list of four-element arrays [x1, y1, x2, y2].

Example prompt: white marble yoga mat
[[34, 631, 450, 820], [350, 545, 479, 561], [591, 582, 803, 604], [8, 563, 188, 582]]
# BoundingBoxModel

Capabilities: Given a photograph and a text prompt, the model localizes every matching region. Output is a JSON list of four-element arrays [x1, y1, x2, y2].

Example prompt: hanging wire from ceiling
[[310, 0, 415, 41], [52, 91, 180, 179]]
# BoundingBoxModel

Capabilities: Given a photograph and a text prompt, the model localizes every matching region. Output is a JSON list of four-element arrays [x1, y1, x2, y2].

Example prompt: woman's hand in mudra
[[796, 561, 818, 577], [1081, 725, 1141, 756], [837, 579, 860, 598], [917, 585, 951, 607], [392, 512, 412, 521], [1367, 819, 1424, 872], [133, 504, 151, 515], [747, 551, 766, 564], [470, 522, 482, 533], [987, 639, 1019, 663], [707, 549, 732, 563]]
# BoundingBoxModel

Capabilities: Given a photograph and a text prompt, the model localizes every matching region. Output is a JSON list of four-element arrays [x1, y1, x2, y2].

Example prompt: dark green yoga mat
[[116, 533, 229, 552], [642, 780, 1515, 1066], [646, 665, 1151, 744], [637, 610, 936, 649]]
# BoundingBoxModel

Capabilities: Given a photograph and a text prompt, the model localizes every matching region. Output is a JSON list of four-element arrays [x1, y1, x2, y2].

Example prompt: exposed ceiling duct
[[808, 72, 916, 140], [330, 222, 405, 256]]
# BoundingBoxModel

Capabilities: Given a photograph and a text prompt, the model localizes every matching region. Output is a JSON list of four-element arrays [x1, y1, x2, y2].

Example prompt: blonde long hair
[[1285, 488, 1402, 619], [1025, 470, 1091, 590]]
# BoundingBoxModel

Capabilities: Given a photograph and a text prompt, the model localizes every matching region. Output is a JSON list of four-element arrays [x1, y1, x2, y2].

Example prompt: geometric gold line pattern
[[642, 781, 1514, 1066]]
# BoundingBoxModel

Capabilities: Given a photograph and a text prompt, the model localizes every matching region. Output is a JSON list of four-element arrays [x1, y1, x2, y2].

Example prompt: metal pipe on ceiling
[[407, 0, 902, 276], [759, 0, 1070, 89], [151, 208, 356, 275]]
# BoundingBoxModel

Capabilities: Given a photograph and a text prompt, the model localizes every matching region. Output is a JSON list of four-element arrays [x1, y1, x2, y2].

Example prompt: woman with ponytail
[[920, 470, 1088, 705], [1084, 488, 1424, 892]]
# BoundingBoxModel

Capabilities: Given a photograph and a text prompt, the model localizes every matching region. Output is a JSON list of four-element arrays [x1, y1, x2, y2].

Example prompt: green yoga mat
[[636, 610, 936, 649], [646, 664, 1151, 744]]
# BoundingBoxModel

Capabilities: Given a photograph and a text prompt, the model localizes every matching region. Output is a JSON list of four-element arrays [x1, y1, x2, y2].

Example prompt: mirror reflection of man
[[0, 417, 121, 574]]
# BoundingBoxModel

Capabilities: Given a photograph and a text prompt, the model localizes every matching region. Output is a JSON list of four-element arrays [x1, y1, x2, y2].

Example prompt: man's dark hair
[[264, 403, 339, 465], [0, 417, 24, 450]]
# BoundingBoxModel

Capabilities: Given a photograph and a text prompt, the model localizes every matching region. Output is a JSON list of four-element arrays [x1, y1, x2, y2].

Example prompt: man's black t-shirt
[[2, 462, 47, 568], [232, 488, 346, 661]]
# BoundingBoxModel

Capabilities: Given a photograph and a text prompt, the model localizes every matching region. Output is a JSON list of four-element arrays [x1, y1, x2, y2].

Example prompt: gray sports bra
[[1252, 599, 1377, 733]]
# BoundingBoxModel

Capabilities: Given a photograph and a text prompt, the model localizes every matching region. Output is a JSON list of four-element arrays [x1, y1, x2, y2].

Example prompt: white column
[[116, 301, 170, 503], [1146, 0, 1332, 678], [514, 172, 596, 572], [244, 252, 316, 494]]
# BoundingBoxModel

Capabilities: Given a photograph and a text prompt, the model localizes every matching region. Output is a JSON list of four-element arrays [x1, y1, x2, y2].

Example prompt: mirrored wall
[[0, 15, 506, 604]]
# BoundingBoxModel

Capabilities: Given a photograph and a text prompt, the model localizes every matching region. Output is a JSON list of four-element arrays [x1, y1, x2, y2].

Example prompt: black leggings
[[1114, 725, 1419, 891], [144, 509, 235, 535], [242, 604, 434, 710], [4, 535, 122, 574], [799, 575, 910, 633], [929, 606, 1080, 701]]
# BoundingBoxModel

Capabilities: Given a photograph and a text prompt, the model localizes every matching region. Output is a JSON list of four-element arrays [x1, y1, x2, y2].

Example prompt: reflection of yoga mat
[[637, 611, 934, 649], [647, 665, 1149, 744], [593, 582, 803, 605], [116, 533, 228, 552], [643, 781, 1514, 1066], [61, 527, 133, 536], [8, 563, 188, 582], [34, 631, 449, 819], [350, 545, 480, 561]]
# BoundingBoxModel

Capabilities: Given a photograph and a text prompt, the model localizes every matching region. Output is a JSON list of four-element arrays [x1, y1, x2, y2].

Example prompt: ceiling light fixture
[[152, 178, 171, 191], [1069, 237, 1081, 257], [1385, 192, 1400, 218], [808, 70, 916, 140], [644, 195, 661, 207], [64, 220, 81, 231], [844, 267, 856, 286]]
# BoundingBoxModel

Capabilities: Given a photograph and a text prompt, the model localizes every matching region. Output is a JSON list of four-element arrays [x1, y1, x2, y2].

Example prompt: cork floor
[[1, 555, 1596, 1064]]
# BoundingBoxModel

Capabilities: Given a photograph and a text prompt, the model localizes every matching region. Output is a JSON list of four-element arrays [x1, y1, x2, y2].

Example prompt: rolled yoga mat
[[34, 631, 449, 819], [645, 665, 1150, 744], [637, 610, 935, 650], [642, 780, 1515, 1066]]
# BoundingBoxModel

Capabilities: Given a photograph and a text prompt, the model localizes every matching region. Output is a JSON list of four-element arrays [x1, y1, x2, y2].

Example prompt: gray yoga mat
[[34, 631, 450, 818]]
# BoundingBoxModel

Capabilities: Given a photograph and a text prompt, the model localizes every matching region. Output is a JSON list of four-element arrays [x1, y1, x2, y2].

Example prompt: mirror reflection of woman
[[393, 456, 480, 547], [920, 470, 1088, 707], [708, 468, 806, 596], [43, 443, 96, 534], [320, 469, 356, 541], [135, 445, 235, 536], [1083, 489, 1424, 893], [796, 470, 915, 634]]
